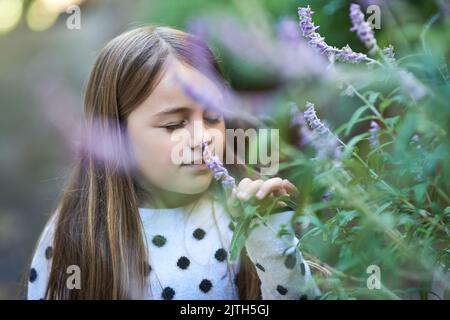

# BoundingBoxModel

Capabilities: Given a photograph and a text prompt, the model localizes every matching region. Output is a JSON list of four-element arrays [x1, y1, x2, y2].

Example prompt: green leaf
[[384, 115, 400, 128], [367, 91, 380, 105], [411, 182, 429, 203], [336, 115, 375, 135], [375, 202, 393, 215], [345, 105, 370, 136], [229, 216, 252, 262], [343, 132, 371, 158], [243, 204, 258, 218], [331, 225, 340, 243], [337, 210, 359, 226], [444, 207, 450, 217], [229, 205, 258, 262]]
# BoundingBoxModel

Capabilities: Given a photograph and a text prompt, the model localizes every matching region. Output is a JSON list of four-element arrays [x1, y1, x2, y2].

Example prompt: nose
[[189, 120, 213, 150]]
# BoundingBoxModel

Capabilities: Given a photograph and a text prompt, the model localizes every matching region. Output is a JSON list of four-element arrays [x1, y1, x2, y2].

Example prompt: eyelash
[[163, 117, 222, 131], [164, 120, 187, 130], [205, 116, 222, 124]]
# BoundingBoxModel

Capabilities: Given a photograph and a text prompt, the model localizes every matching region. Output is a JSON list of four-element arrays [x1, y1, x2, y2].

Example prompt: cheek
[[144, 141, 173, 166], [129, 128, 176, 170]]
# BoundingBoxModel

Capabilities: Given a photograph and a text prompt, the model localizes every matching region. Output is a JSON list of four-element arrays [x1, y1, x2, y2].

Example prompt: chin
[[178, 176, 213, 194]]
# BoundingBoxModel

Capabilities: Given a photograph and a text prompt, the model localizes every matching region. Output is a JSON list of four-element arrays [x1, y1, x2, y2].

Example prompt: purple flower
[[277, 17, 301, 42], [349, 3, 378, 52], [316, 134, 342, 160], [202, 142, 236, 189], [335, 45, 368, 63], [187, 14, 328, 82], [289, 102, 306, 127], [290, 102, 342, 160], [382, 45, 396, 64], [298, 6, 368, 63], [304, 102, 331, 135], [174, 73, 224, 113], [303, 102, 342, 160], [298, 6, 338, 58], [368, 120, 380, 149], [397, 70, 427, 100]]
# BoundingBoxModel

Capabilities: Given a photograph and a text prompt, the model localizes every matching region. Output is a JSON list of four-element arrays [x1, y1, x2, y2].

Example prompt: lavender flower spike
[[349, 3, 378, 53], [382, 45, 396, 64], [298, 6, 368, 63], [336, 45, 369, 63], [368, 120, 380, 149], [303, 102, 331, 135], [303, 102, 343, 160], [202, 142, 236, 189]]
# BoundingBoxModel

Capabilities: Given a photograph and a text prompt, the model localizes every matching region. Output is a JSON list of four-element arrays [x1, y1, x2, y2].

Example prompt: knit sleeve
[[27, 214, 57, 300], [244, 209, 321, 300]]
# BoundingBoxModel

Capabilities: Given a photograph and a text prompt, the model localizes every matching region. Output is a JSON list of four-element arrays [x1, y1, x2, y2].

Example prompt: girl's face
[[126, 59, 225, 199]]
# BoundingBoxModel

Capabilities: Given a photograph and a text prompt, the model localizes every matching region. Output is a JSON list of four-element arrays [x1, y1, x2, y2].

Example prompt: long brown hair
[[43, 26, 261, 299]]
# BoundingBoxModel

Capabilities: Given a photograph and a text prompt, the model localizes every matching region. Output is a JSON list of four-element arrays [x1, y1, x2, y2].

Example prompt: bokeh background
[[0, 0, 448, 299]]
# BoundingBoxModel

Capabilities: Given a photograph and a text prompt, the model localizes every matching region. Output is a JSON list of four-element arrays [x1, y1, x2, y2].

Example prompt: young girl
[[27, 26, 320, 300]]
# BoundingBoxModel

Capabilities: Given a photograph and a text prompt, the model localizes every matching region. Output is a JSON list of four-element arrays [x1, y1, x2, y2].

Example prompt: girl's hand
[[227, 177, 299, 218]]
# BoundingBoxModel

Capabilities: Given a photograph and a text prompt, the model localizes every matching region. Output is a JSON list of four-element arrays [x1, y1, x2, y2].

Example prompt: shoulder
[[27, 212, 58, 300]]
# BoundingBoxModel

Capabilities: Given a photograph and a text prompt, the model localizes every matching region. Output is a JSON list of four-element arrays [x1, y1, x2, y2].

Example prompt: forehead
[[137, 59, 223, 116]]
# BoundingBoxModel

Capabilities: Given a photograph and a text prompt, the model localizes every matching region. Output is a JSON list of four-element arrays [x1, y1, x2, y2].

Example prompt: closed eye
[[204, 116, 222, 124], [163, 120, 188, 130], [204, 110, 223, 124]]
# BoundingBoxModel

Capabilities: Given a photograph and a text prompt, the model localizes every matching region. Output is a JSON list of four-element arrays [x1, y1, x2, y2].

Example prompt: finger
[[255, 177, 283, 200], [227, 188, 243, 218], [235, 178, 252, 201], [227, 178, 252, 218], [273, 188, 288, 197], [237, 180, 264, 201], [228, 187, 240, 208], [237, 178, 252, 191], [282, 179, 299, 196]]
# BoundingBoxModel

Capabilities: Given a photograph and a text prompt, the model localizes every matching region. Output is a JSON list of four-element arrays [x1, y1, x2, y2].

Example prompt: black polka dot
[[45, 246, 53, 260], [300, 262, 306, 276], [177, 256, 190, 270], [193, 228, 206, 240], [214, 248, 227, 262], [145, 264, 152, 276], [152, 235, 167, 247], [255, 263, 265, 272], [199, 279, 213, 293], [29, 268, 37, 283], [228, 222, 235, 231], [161, 287, 175, 300], [299, 294, 309, 300], [276, 285, 288, 295]]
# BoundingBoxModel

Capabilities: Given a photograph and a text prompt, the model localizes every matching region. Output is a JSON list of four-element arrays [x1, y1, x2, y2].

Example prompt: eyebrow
[[152, 106, 192, 117]]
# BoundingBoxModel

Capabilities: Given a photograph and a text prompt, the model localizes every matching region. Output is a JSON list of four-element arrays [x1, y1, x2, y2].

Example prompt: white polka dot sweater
[[27, 196, 320, 300]]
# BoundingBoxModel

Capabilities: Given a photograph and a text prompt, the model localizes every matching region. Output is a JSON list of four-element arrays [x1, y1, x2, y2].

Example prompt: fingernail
[[256, 191, 263, 199]]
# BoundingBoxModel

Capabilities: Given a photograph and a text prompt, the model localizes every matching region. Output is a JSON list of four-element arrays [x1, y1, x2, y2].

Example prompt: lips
[[181, 163, 210, 172], [181, 159, 205, 165]]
